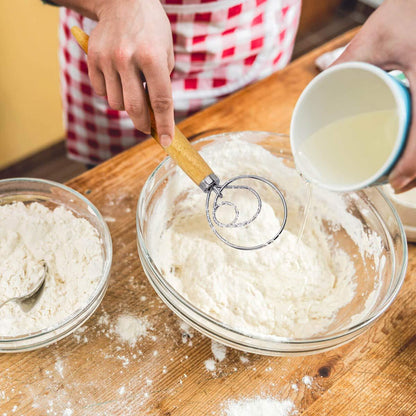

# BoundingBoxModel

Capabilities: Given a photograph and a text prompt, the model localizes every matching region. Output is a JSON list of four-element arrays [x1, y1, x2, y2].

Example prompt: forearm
[[43, 0, 105, 20]]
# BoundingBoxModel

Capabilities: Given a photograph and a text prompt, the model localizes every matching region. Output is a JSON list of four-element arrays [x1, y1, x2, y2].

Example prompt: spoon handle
[[0, 298, 15, 310]]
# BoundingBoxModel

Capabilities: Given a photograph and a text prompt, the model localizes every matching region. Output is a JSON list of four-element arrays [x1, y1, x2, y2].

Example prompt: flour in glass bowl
[[0, 202, 103, 336], [148, 136, 384, 339]]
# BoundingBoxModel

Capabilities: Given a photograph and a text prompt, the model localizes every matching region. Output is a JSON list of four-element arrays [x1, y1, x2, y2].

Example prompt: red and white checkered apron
[[59, 0, 301, 165]]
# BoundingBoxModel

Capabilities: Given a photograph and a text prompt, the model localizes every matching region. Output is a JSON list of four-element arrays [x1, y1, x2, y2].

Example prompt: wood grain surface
[[1, 28, 415, 416]]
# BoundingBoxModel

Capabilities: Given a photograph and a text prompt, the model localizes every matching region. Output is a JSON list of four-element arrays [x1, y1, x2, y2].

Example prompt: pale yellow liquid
[[298, 110, 399, 187]]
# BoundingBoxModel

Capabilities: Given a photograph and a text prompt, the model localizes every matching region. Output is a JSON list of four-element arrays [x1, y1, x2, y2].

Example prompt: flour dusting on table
[[302, 375, 313, 388], [223, 397, 295, 416], [211, 340, 227, 362], [115, 315, 151, 346]]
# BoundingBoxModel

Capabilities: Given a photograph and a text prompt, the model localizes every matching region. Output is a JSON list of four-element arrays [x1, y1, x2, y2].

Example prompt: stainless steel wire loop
[[205, 175, 288, 250]]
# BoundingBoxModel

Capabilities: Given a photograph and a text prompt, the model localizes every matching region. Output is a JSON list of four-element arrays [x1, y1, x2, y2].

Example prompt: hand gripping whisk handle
[[151, 121, 219, 192], [70, 27, 219, 192]]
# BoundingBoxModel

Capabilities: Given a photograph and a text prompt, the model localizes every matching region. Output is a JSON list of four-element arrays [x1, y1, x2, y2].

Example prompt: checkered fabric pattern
[[59, 0, 301, 165]]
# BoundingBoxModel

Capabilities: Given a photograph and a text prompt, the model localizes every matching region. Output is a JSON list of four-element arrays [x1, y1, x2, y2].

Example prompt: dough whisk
[[71, 27, 287, 250]]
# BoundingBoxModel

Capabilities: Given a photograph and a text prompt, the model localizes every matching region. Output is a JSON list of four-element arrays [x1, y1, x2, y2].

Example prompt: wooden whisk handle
[[70, 27, 215, 188]]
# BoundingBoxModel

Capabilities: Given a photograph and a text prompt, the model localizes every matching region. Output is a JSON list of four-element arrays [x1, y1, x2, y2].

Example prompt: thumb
[[331, 31, 384, 68]]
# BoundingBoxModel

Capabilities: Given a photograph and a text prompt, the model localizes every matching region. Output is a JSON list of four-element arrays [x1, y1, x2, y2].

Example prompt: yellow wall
[[0, 1, 64, 169]]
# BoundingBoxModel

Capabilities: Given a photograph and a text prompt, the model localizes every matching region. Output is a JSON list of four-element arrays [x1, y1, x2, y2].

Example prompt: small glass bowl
[[137, 132, 407, 356], [0, 178, 112, 352]]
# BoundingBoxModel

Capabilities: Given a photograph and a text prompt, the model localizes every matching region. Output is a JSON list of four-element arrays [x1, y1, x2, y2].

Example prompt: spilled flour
[[149, 136, 384, 338], [223, 397, 294, 416], [211, 341, 227, 362], [115, 315, 151, 346], [302, 376, 313, 388], [0, 202, 103, 336], [204, 359, 217, 372]]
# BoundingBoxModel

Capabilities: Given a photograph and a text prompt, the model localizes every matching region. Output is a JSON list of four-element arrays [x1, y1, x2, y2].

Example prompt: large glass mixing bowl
[[136, 132, 407, 355]]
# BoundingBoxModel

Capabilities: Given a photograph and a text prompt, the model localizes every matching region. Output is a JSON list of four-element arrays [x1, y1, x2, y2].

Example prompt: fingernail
[[160, 134, 172, 147]]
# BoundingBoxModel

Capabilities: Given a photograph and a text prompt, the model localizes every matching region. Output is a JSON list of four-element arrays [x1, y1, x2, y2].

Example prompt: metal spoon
[[0, 261, 48, 313]]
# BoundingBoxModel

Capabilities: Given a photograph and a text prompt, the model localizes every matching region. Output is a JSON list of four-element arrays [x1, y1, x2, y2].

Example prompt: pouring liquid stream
[[297, 180, 312, 245], [295, 180, 312, 288]]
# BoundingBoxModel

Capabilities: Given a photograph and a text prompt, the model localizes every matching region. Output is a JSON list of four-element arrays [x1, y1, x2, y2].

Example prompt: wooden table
[[1, 28, 415, 416]]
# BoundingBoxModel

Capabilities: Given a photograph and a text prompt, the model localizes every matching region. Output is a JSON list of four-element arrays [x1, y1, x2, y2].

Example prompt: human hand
[[87, 0, 175, 146], [333, 0, 416, 192]]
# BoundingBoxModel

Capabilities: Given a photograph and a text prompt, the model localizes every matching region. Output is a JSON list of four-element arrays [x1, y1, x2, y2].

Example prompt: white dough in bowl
[[148, 137, 384, 339]]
